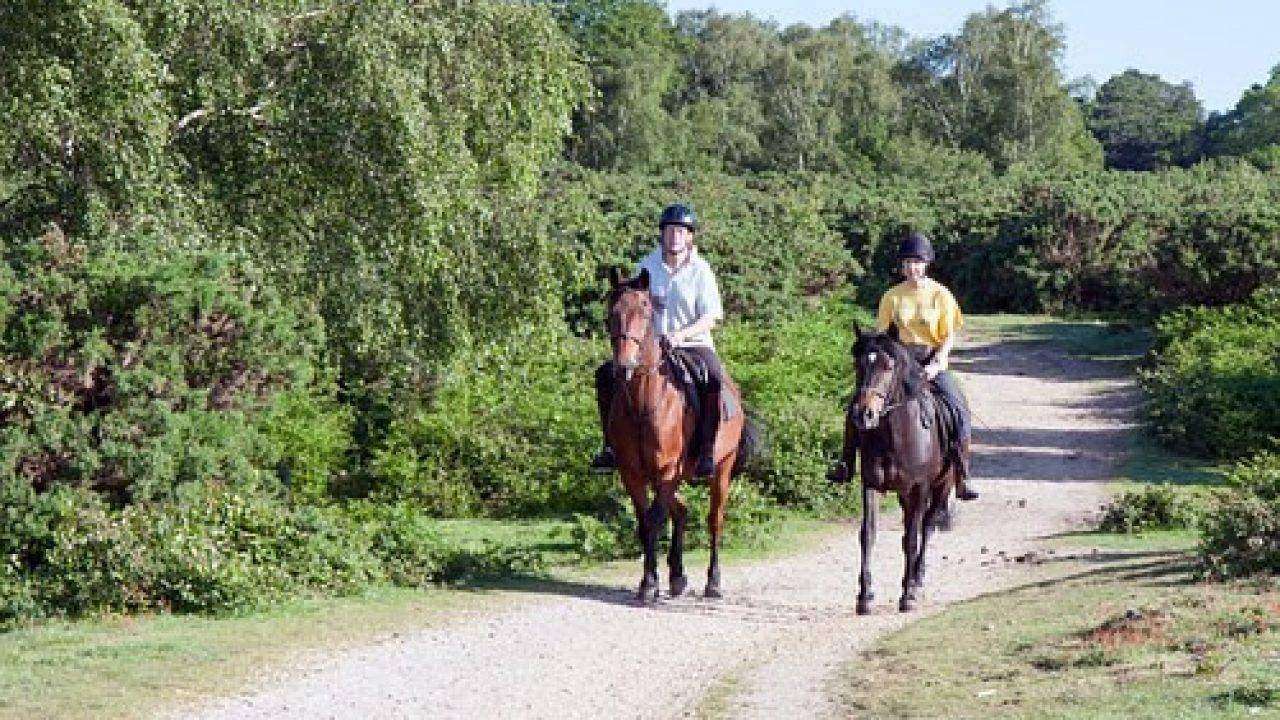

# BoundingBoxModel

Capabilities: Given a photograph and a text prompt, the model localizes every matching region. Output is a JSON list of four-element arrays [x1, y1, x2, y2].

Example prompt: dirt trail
[[173, 325, 1137, 720]]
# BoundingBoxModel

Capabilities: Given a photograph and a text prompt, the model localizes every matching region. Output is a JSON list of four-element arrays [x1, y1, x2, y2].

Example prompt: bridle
[[609, 296, 665, 422], [854, 348, 909, 426]]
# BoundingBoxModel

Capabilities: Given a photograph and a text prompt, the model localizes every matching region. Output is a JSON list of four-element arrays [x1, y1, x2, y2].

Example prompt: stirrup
[[589, 447, 617, 474], [827, 460, 850, 484]]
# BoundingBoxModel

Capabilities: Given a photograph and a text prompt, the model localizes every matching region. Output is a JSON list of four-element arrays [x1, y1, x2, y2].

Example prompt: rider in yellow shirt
[[876, 232, 978, 501]]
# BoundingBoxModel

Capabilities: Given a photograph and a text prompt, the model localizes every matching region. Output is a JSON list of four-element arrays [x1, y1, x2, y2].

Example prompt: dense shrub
[[1200, 453, 1280, 579], [544, 164, 1280, 327], [0, 483, 548, 628], [0, 228, 339, 501], [1098, 484, 1211, 533], [1140, 287, 1280, 460]]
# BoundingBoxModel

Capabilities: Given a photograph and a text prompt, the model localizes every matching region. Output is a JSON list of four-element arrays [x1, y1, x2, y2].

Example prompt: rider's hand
[[923, 361, 943, 380], [662, 331, 684, 351]]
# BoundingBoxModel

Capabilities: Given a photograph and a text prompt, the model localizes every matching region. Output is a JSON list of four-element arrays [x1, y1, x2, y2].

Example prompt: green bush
[[1199, 453, 1280, 579], [1140, 287, 1280, 460], [0, 228, 338, 501], [1098, 484, 1210, 533], [0, 483, 559, 628]]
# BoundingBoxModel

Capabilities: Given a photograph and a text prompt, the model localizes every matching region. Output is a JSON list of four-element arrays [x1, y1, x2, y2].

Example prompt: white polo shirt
[[637, 247, 725, 348]]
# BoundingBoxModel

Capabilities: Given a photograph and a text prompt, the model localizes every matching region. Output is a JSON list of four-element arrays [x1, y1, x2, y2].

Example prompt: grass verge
[[832, 541, 1279, 719]]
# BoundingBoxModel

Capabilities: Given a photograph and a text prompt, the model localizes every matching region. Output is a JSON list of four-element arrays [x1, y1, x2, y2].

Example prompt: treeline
[[548, 0, 1280, 174]]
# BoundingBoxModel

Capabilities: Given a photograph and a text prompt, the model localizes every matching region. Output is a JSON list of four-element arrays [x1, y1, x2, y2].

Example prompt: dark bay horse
[[605, 268, 757, 604], [842, 323, 958, 614]]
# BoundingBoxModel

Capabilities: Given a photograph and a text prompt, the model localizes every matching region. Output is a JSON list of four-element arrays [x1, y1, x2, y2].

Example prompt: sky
[[663, 1, 1280, 113]]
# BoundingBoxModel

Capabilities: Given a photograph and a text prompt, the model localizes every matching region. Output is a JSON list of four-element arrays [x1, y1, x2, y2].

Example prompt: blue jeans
[[931, 370, 971, 444]]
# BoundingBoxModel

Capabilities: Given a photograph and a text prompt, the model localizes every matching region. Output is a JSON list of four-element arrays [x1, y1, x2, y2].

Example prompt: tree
[[1204, 64, 1280, 166], [552, 0, 682, 170], [898, 0, 1101, 171], [1087, 70, 1203, 170], [1, 0, 590, 400]]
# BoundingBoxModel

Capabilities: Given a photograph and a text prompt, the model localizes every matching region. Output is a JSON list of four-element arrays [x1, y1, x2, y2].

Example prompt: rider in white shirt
[[591, 204, 727, 478]]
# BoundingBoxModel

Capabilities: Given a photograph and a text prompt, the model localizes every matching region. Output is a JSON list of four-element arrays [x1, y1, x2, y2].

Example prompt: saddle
[[666, 347, 739, 422], [903, 346, 963, 464]]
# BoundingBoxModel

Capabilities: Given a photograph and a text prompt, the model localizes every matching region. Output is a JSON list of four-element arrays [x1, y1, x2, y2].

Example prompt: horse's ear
[[636, 267, 650, 291], [608, 266, 623, 288], [886, 323, 901, 343], [852, 321, 865, 341]]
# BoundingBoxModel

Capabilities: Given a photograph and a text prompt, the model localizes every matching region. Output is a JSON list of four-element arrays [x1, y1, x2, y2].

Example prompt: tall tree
[[1204, 64, 1280, 166], [1087, 70, 1203, 170], [551, 0, 682, 170], [898, 0, 1101, 171]]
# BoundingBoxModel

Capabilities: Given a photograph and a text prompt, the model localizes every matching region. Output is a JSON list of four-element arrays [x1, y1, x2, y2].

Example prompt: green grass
[[1119, 433, 1227, 489], [0, 515, 840, 720], [833, 548, 1280, 719]]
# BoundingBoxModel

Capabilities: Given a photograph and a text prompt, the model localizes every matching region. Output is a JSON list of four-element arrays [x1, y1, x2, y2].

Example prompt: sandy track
[[174, 327, 1136, 720]]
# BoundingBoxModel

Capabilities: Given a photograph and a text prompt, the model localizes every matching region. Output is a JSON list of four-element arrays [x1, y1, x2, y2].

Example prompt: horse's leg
[[621, 469, 658, 603], [666, 488, 689, 597], [640, 484, 669, 605], [856, 481, 878, 615], [915, 480, 951, 590], [704, 456, 733, 599], [899, 484, 926, 612]]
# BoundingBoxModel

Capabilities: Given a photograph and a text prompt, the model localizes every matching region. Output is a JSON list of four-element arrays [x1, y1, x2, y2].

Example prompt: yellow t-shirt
[[875, 278, 963, 347]]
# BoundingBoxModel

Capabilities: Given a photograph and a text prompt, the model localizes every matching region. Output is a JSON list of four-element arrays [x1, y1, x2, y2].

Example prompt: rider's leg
[[590, 361, 617, 473], [690, 347, 723, 478], [933, 370, 978, 500]]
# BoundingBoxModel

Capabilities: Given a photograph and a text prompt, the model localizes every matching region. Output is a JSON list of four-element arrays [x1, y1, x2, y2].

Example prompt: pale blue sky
[[664, 1, 1280, 113]]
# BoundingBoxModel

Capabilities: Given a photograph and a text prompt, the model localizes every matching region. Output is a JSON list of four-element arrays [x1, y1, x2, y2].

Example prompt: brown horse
[[604, 268, 756, 604], [842, 323, 957, 614]]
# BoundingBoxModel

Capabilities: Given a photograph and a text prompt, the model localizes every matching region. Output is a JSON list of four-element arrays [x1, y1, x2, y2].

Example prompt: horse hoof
[[856, 600, 873, 615], [898, 597, 917, 613], [669, 575, 689, 598], [637, 582, 659, 605], [703, 583, 723, 600]]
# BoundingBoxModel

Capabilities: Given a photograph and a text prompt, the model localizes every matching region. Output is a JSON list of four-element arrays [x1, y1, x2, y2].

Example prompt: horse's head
[[606, 266, 653, 382], [851, 322, 910, 430]]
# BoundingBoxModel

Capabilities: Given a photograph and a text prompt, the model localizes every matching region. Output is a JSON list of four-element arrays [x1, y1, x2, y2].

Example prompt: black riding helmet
[[659, 203, 698, 232], [897, 231, 935, 263]]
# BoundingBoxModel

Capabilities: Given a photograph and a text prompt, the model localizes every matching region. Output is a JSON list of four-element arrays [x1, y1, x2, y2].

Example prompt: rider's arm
[[669, 314, 718, 344], [926, 332, 956, 378]]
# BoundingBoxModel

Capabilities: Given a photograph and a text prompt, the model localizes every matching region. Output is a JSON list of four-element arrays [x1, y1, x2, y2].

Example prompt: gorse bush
[[1199, 453, 1280, 579], [1098, 484, 1211, 533], [0, 228, 334, 501], [1140, 287, 1280, 460], [0, 483, 547, 628], [544, 164, 1280, 332]]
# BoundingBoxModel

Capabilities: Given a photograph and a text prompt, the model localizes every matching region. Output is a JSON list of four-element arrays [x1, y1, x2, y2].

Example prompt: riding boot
[[954, 439, 979, 500], [693, 390, 721, 478], [590, 362, 618, 474]]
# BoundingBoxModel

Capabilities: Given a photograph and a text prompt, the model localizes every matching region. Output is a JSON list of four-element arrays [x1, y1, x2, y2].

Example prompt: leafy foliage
[[1098, 485, 1210, 533], [1086, 70, 1203, 170], [0, 228, 330, 501], [1199, 453, 1280, 579], [1140, 288, 1280, 460]]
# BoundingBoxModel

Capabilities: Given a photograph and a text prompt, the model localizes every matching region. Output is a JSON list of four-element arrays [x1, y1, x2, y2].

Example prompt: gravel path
[[173, 326, 1137, 720]]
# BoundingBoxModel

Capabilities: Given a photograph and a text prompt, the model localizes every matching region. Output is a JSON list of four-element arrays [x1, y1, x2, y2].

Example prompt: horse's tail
[[731, 410, 763, 477]]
